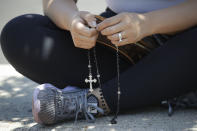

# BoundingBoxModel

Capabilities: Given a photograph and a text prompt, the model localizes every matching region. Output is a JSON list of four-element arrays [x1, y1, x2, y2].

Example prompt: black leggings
[[1, 9, 197, 112]]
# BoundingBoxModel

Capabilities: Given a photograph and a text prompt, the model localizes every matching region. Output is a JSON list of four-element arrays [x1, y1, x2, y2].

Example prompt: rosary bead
[[97, 74, 100, 78], [93, 79, 97, 82], [117, 91, 121, 95], [88, 65, 91, 68]]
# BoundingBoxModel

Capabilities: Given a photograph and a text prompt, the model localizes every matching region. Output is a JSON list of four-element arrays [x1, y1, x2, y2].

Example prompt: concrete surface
[[0, 0, 197, 131]]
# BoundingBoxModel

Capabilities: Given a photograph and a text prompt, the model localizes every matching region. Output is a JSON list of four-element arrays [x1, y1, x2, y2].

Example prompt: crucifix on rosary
[[85, 74, 97, 92], [85, 49, 99, 92]]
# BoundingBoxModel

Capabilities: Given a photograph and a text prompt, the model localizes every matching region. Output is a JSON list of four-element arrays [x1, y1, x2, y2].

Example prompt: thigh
[[0, 14, 130, 88], [102, 26, 197, 111]]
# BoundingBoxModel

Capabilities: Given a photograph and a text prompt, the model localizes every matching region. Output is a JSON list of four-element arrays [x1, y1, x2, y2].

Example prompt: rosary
[[85, 33, 122, 124]]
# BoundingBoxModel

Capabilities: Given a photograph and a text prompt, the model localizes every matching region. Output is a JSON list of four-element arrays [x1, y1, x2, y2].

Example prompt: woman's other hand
[[97, 12, 150, 46], [69, 11, 98, 49]]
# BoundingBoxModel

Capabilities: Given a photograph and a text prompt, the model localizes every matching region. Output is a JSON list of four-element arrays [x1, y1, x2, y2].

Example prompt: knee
[[1, 14, 43, 47], [0, 14, 45, 63]]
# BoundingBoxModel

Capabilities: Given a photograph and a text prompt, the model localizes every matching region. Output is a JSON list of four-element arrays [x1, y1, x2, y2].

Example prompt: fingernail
[[88, 21, 96, 28], [91, 21, 97, 28], [96, 24, 100, 30]]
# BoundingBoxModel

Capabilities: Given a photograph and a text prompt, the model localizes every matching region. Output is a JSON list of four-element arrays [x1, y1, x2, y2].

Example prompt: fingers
[[111, 38, 129, 47], [75, 33, 98, 43], [80, 11, 97, 28], [74, 22, 97, 37], [107, 31, 127, 41], [70, 11, 99, 49], [97, 15, 122, 31], [72, 32, 98, 49], [101, 22, 125, 35], [74, 11, 97, 37]]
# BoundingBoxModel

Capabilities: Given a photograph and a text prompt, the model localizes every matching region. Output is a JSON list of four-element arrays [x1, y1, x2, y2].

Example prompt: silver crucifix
[[85, 75, 97, 92]]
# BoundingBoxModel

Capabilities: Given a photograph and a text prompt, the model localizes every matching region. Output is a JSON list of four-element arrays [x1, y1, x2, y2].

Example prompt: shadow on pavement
[[0, 76, 197, 131], [0, 76, 37, 127]]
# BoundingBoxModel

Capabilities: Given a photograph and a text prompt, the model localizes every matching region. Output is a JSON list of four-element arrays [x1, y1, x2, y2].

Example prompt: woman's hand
[[70, 11, 98, 49], [97, 12, 150, 46]]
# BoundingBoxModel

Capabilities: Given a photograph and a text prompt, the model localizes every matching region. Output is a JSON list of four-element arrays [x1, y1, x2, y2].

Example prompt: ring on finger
[[118, 32, 123, 42]]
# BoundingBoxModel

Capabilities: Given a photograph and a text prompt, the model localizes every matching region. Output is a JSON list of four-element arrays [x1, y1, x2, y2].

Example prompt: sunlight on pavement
[[87, 125, 96, 129], [184, 127, 197, 131], [0, 64, 23, 77], [0, 90, 11, 97], [0, 121, 37, 130]]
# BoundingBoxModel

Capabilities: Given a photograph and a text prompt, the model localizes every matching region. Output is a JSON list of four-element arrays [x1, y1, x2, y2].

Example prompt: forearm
[[43, 0, 79, 31], [144, 0, 197, 35]]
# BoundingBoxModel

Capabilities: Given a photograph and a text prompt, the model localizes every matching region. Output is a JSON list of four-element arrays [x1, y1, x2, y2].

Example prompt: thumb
[[79, 11, 97, 28]]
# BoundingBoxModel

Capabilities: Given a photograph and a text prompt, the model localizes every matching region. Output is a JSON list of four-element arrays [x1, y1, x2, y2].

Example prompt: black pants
[[1, 9, 197, 112]]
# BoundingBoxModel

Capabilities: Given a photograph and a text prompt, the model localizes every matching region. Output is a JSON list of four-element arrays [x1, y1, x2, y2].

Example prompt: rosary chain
[[87, 48, 102, 89], [87, 44, 121, 124], [116, 45, 120, 94], [87, 50, 92, 76], [93, 47, 102, 89], [114, 45, 121, 121]]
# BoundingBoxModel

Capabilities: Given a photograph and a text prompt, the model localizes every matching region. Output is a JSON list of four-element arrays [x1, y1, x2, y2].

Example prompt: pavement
[[0, 0, 197, 131]]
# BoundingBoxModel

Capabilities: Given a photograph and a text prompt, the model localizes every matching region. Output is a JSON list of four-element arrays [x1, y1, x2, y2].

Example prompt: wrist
[[142, 12, 156, 37]]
